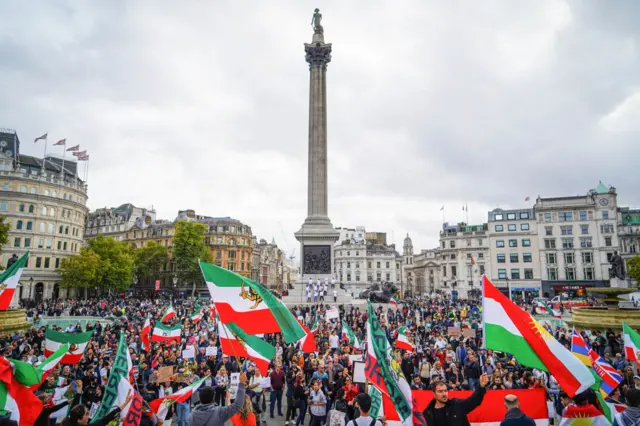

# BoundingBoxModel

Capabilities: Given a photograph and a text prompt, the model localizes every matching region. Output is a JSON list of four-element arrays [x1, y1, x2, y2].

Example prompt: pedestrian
[[308, 379, 327, 426], [231, 395, 257, 426], [270, 363, 285, 418], [423, 373, 489, 426], [347, 393, 382, 426], [500, 395, 536, 426]]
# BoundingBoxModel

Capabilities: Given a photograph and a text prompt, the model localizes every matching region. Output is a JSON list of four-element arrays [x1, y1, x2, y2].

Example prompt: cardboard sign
[[326, 308, 339, 320], [206, 346, 218, 356], [229, 373, 240, 399], [157, 366, 174, 383], [447, 327, 461, 336], [182, 348, 195, 359], [463, 329, 476, 339]]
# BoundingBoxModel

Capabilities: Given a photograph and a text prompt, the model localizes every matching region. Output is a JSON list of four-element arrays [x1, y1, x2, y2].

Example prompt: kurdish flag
[[623, 322, 640, 368], [0, 357, 43, 426], [161, 304, 176, 322], [341, 320, 361, 348], [0, 252, 28, 310], [45, 328, 94, 364], [559, 404, 609, 426], [152, 322, 182, 343], [395, 326, 414, 351], [200, 261, 305, 343], [219, 322, 276, 376], [141, 316, 151, 352], [482, 276, 594, 397], [150, 377, 206, 421]]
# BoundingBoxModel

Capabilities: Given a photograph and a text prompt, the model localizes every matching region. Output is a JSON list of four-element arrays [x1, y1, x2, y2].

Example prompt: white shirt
[[329, 335, 339, 349]]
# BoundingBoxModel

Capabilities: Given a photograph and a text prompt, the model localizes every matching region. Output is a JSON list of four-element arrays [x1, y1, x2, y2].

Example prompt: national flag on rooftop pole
[[525, 196, 531, 202], [161, 304, 176, 322], [44, 328, 94, 365], [200, 260, 305, 343], [482, 275, 594, 397], [365, 302, 412, 425], [0, 252, 29, 310], [72, 150, 87, 157], [151, 322, 181, 343], [93, 334, 142, 426], [149, 377, 206, 421], [77, 155, 89, 161], [623, 322, 640, 369], [53, 139, 66, 146], [218, 322, 276, 376], [34, 133, 47, 143], [395, 326, 414, 352], [0, 356, 43, 426], [66, 145, 79, 152], [141, 316, 151, 352], [341, 320, 361, 348]]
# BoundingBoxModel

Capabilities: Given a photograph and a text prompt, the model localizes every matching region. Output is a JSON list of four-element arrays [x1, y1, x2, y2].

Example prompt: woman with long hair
[[231, 395, 257, 426]]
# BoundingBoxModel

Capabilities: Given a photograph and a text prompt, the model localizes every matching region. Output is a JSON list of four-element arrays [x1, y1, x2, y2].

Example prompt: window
[[495, 214, 504, 221], [511, 269, 520, 279], [346, 262, 351, 269], [30, 187, 36, 194], [581, 252, 593, 264], [523, 253, 532, 263], [564, 252, 575, 264], [584, 267, 594, 280], [449, 240, 455, 248], [23, 237, 31, 248], [20, 185, 27, 193], [451, 266, 457, 276], [376, 261, 381, 268], [498, 269, 507, 280], [386, 262, 390, 268], [42, 206, 47, 216], [522, 238, 531, 247], [65, 226, 69, 235], [35, 257, 42, 268], [28, 205, 34, 213], [544, 213, 552, 222], [546, 253, 557, 264], [479, 265, 486, 275], [376, 272, 381, 281], [63, 242, 67, 250], [559, 212, 573, 221], [560, 226, 573, 235], [442, 266, 447, 277], [510, 253, 519, 263], [48, 223, 54, 233], [524, 269, 534, 279], [496, 240, 505, 248], [509, 239, 518, 248], [565, 267, 576, 280], [386, 273, 390, 281], [579, 211, 587, 220], [544, 239, 556, 249], [347, 251, 350, 256], [356, 251, 359, 256], [38, 239, 44, 249], [26, 221, 32, 230], [59, 225, 63, 234], [580, 225, 589, 234], [507, 213, 516, 220], [607, 252, 614, 262], [580, 237, 593, 248], [602, 210, 609, 220], [545, 226, 553, 236], [520, 212, 530, 219], [44, 258, 50, 268], [601, 224, 614, 234], [478, 239, 483, 246], [55, 258, 60, 268], [13, 237, 20, 247], [605, 236, 612, 247], [495, 224, 504, 232], [520, 223, 530, 231], [497, 254, 506, 263], [508, 224, 516, 231], [547, 267, 558, 280], [57, 241, 61, 250], [478, 253, 484, 259], [0, 201, 7, 212], [355, 262, 360, 269], [16, 220, 23, 230], [40, 223, 45, 232], [367, 261, 371, 268], [561, 238, 574, 249], [18, 204, 25, 213], [466, 239, 471, 247], [46, 239, 51, 249]]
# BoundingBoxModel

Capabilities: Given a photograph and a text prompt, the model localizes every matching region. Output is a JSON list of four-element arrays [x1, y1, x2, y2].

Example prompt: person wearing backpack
[[347, 393, 382, 426]]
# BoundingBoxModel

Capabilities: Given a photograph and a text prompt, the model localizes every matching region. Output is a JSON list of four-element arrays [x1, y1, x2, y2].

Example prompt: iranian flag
[[151, 322, 182, 343], [310, 311, 319, 334], [297, 321, 317, 353], [389, 297, 399, 307], [559, 404, 609, 426], [190, 304, 204, 323], [150, 377, 206, 421], [0, 357, 43, 426], [534, 299, 560, 317], [161, 304, 176, 322], [395, 326, 414, 351], [0, 252, 28, 310], [623, 322, 640, 368], [218, 322, 275, 376], [482, 276, 594, 397], [365, 302, 412, 425], [341, 320, 361, 348], [200, 261, 305, 343], [141, 316, 151, 352], [93, 334, 142, 426], [45, 328, 94, 364], [38, 343, 70, 378], [597, 392, 626, 425]]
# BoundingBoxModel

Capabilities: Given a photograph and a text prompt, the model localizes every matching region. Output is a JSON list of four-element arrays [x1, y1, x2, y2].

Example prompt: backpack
[[348, 418, 378, 426]]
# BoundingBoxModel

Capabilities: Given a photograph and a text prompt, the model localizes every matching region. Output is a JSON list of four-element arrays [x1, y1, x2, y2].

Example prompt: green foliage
[[134, 240, 169, 279], [628, 255, 640, 286], [60, 248, 100, 288], [173, 220, 212, 291], [0, 216, 10, 269]]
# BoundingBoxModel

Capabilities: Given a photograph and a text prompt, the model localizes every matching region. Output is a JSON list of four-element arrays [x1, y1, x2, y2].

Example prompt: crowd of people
[[0, 294, 638, 426]]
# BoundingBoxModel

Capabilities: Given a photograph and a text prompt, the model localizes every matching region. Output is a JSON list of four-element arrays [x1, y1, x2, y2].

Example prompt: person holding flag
[[189, 372, 248, 426]]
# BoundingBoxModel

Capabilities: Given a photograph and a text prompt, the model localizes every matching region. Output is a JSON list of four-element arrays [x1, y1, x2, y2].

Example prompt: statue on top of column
[[311, 8, 323, 34]]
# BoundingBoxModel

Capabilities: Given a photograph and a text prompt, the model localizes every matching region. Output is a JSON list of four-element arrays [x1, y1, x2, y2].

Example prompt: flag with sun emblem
[[559, 404, 609, 426], [44, 328, 94, 365], [482, 276, 594, 397]]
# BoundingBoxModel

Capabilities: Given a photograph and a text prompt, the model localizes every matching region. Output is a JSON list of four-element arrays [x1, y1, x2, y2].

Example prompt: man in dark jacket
[[423, 373, 489, 426], [500, 395, 535, 426]]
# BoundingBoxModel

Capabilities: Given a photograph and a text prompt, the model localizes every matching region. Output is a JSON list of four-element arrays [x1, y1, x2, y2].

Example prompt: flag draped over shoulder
[[535, 299, 560, 317], [0, 356, 45, 426], [482, 276, 594, 397], [200, 261, 305, 343], [0, 252, 29, 310], [94, 334, 142, 426], [45, 328, 94, 364]]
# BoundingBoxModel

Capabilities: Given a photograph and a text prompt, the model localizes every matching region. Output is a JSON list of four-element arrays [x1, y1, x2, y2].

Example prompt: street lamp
[[172, 276, 178, 300], [28, 277, 33, 300]]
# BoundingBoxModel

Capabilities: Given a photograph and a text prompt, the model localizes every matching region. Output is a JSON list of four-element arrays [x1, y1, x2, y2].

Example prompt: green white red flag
[[200, 261, 305, 343], [218, 322, 275, 376], [395, 326, 414, 351], [37, 343, 70, 381], [297, 320, 317, 353], [482, 276, 594, 397], [161, 304, 176, 322], [0, 356, 45, 426], [151, 322, 182, 343], [341, 320, 361, 348], [389, 297, 399, 307], [190, 304, 204, 323], [534, 299, 560, 317], [141, 316, 151, 352], [623, 322, 640, 368], [150, 377, 206, 421], [310, 311, 319, 334], [45, 328, 94, 364], [0, 252, 28, 310]]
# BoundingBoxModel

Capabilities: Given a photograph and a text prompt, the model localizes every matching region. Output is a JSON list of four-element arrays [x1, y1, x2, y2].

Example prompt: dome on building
[[403, 233, 413, 247]]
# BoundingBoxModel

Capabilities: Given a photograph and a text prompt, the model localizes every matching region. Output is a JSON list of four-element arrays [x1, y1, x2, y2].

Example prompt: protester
[[423, 373, 489, 426], [189, 372, 247, 426], [500, 394, 536, 426]]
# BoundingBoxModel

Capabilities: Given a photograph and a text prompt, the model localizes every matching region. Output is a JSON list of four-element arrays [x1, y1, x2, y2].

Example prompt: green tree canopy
[[134, 240, 169, 280], [0, 216, 11, 269], [173, 220, 212, 296], [59, 248, 100, 289], [628, 255, 640, 286], [88, 235, 134, 291]]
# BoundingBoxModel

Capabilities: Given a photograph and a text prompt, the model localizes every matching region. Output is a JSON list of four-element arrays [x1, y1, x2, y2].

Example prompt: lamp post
[[133, 276, 138, 298], [28, 277, 33, 300], [172, 276, 178, 300]]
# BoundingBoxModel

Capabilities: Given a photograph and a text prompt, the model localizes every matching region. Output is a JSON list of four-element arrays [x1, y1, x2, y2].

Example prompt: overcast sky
[[2, 1, 639, 258]]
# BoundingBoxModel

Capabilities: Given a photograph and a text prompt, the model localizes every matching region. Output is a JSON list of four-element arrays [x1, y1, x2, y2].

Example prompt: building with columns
[[618, 208, 640, 286], [0, 128, 88, 304]]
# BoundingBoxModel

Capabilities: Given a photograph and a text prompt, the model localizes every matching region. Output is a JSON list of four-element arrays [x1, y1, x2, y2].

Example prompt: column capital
[[305, 42, 332, 69]]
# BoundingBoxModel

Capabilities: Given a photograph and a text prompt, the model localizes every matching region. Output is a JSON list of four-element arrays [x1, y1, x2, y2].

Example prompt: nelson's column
[[294, 9, 340, 284]]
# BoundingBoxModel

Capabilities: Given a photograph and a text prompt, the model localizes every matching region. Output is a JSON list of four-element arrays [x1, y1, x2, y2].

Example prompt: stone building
[[403, 247, 442, 297], [0, 128, 89, 303], [85, 203, 155, 242], [618, 207, 640, 286], [251, 238, 284, 289]]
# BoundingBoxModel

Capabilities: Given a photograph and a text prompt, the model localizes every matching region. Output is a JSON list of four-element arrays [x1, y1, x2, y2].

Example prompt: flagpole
[[466, 204, 469, 224], [42, 136, 48, 174], [60, 144, 66, 179]]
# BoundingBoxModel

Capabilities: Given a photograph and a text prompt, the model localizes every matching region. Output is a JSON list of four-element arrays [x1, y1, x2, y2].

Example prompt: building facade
[[487, 208, 541, 300], [0, 128, 89, 304], [85, 203, 155, 242], [252, 238, 285, 289], [618, 208, 640, 286]]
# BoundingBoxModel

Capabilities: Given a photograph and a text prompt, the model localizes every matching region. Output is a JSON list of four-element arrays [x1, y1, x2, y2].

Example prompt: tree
[[60, 248, 100, 291], [134, 240, 169, 283], [173, 220, 212, 297], [628, 255, 640, 286], [0, 216, 10, 268], [87, 235, 135, 292]]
